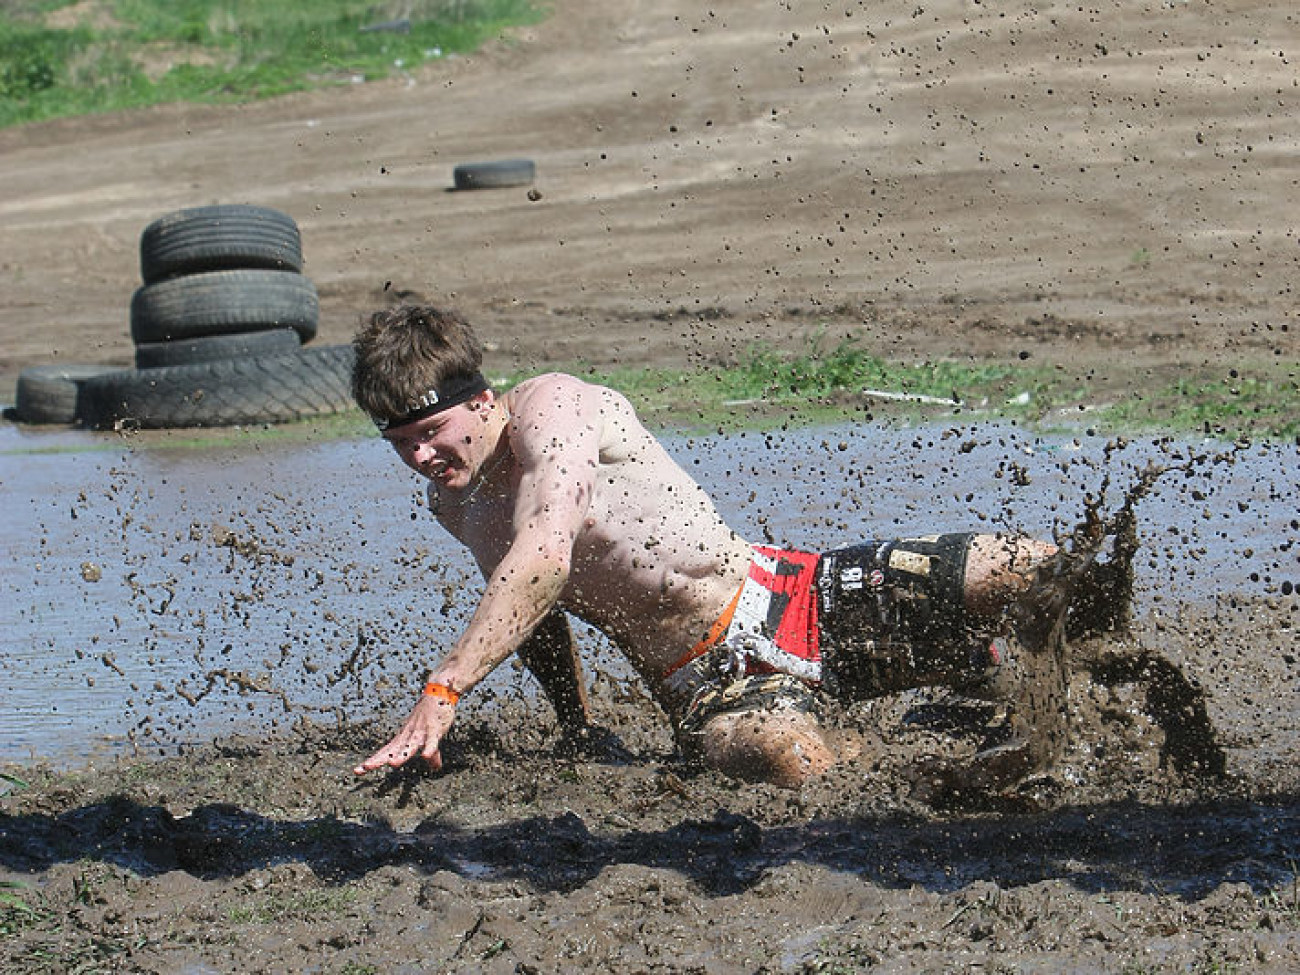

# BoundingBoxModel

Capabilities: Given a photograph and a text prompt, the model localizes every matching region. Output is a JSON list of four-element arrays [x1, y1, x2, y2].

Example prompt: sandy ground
[[2, 0, 1299, 971]]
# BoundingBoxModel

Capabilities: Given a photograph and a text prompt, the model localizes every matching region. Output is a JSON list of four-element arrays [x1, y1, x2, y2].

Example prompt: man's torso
[[438, 377, 753, 686]]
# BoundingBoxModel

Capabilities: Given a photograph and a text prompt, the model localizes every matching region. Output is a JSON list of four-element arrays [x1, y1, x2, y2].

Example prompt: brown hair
[[351, 305, 485, 422]]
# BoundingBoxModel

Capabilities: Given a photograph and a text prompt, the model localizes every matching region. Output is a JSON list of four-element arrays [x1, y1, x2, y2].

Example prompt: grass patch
[[225, 885, 357, 924], [0, 0, 543, 128], [5, 336, 1295, 453], [0, 770, 29, 790], [1103, 370, 1300, 440], [0, 881, 40, 927], [563, 337, 1043, 433], [565, 338, 1298, 441]]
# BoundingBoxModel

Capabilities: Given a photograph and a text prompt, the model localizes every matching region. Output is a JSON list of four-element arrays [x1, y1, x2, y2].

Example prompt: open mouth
[[423, 459, 453, 482]]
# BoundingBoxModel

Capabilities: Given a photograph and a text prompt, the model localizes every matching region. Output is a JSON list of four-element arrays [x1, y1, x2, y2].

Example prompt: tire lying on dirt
[[133, 327, 300, 369], [130, 269, 319, 345], [452, 158, 536, 190], [79, 345, 356, 430], [14, 364, 123, 425], [139, 205, 303, 284]]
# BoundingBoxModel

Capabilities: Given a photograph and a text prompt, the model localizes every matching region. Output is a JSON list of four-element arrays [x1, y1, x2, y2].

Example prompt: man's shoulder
[[509, 371, 589, 395], [504, 374, 646, 455], [506, 373, 627, 412]]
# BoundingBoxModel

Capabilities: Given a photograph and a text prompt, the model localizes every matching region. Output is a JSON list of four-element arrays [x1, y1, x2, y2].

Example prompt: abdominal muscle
[[562, 473, 753, 684], [563, 542, 749, 684]]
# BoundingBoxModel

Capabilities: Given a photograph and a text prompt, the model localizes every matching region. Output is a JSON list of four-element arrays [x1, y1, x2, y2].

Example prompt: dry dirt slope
[[0, 0, 1296, 404]]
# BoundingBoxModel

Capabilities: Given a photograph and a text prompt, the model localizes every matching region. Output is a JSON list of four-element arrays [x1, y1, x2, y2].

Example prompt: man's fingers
[[352, 748, 401, 775], [352, 732, 442, 776], [352, 699, 453, 776], [352, 736, 415, 775], [352, 752, 398, 775]]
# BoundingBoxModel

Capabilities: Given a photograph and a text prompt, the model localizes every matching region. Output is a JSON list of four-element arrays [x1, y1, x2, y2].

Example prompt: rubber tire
[[14, 364, 122, 425], [133, 328, 300, 369], [80, 345, 356, 430], [130, 269, 319, 345], [140, 204, 303, 284], [453, 158, 536, 190]]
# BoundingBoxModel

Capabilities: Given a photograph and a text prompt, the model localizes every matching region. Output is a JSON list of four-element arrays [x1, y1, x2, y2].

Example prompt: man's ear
[[468, 389, 495, 411]]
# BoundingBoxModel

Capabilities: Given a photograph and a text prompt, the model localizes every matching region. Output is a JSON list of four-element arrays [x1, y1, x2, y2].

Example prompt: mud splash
[[1, 423, 1294, 769]]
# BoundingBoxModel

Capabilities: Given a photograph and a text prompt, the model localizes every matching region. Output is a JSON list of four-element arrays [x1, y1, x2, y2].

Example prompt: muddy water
[[2, 419, 1294, 767]]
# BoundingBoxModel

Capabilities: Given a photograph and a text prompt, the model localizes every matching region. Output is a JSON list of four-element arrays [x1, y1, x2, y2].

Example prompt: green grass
[[560, 336, 1033, 433], [1103, 371, 1300, 440], [0, 881, 44, 936], [0, 0, 543, 128], [4, 335, 1294, 455], [225, 885, 357, 924], [568, 339, 1299, 441]]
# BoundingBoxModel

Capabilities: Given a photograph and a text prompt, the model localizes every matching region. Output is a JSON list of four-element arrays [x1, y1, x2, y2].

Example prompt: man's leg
[[679, 673, 840, 788], [817, 533, 1069, 799], [928, 533, 1071, 801], [699, 707, 838, 788], [962, 533, 1059, 616], [817, 534, 1041, 698]]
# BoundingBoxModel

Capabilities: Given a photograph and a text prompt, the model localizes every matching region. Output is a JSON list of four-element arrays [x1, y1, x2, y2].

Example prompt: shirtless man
[[349, 305, 1069, 789]]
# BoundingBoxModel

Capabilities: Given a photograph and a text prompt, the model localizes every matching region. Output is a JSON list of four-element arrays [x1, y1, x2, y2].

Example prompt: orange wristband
[[422, 681, 460, 705]]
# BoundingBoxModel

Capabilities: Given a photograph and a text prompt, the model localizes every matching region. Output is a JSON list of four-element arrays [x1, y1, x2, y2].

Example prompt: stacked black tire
[[13, 205, 356, 429], [131, 205, 317, 366]]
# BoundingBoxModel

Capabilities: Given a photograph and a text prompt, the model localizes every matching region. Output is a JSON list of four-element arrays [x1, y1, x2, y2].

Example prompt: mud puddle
[[2, 419, 1298, 973], [1, 420, 1294, 768]]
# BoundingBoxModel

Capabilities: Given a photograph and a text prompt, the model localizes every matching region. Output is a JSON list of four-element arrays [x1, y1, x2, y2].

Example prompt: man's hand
[[353, 694, 457, 775]]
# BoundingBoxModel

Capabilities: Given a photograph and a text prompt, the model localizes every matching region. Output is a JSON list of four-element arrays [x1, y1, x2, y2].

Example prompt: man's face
[[382, 394, 493, 489]]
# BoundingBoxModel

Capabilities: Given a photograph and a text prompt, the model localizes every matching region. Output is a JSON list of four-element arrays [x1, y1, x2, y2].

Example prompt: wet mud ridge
[[1, 692, 1296, 972]]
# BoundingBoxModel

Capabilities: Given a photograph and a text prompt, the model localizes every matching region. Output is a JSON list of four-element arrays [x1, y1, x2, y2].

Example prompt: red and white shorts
[[661, 535, 985, 728]]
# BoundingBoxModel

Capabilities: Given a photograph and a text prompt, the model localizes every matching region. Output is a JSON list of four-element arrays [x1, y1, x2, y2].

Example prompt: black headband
[[372, 372, 490, 430]]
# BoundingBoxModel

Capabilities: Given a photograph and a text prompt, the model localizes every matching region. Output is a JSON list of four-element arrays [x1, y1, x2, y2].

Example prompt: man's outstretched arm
[[354, 375, 605, 775], [351, 538, 575, 775]]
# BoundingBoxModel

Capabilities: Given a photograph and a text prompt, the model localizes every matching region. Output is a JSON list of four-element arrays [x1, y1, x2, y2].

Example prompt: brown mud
[[2, 587, 1298, 973], [2, 0, 1299, 970], [2, 426, 1297, 975]]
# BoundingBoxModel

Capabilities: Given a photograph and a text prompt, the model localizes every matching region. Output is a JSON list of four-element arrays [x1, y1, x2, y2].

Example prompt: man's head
[[352, 305, 487, 429]]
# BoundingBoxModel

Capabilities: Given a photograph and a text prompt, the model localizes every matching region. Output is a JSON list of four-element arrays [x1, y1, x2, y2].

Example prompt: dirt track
[[2, 1, 1298, 971], [1, 0, 1296, 402]]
